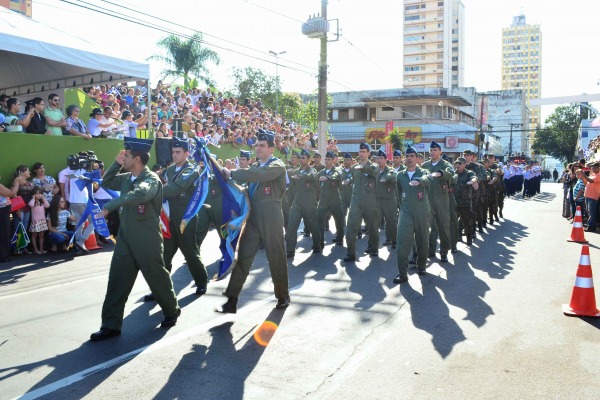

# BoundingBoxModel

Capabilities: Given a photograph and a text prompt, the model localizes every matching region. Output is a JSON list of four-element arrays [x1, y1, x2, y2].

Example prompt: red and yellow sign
[[397, 126, 422, 145]]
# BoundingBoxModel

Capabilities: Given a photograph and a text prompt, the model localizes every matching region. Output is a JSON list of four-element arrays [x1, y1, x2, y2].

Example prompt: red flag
[[160, 207, 171, 239]]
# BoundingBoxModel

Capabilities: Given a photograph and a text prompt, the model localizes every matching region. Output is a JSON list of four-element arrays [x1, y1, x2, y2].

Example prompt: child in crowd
[[28, 187, 50, 254], [47, 196, 75, 252]]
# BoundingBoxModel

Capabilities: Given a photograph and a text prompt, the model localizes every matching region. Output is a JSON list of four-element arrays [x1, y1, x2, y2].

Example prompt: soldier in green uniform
[[143, 137, 208, 302], [317, 151, 345, 247], [496, 163, 505, 219], [91, 137, 180, 341], [421, 141, 453, 262], [392, 149, 406, 172], [343, 142, 379, 262], [217, 130, 290, 313], [312, 152, 325, 172], [482, 158, 499, 225], [453, 157, 478, 246], [486, 154, 501, 222], [283, 151, 300, 236], [463, 150, 487, 236], [339, 153, 354, 221], [375, 149, 398, 248], [234, 150, 252, 187], [394, 145, 431, 284], [287, 149, 322, 258]]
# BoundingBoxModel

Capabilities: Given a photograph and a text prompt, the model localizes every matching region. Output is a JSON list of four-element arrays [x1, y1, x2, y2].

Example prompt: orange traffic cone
[[567, 206, 588, 243], [83, 222, 102, 251], [563, 245, 600, 317]]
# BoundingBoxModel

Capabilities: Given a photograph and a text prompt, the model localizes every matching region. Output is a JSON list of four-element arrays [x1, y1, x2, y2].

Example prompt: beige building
[[403, 0, 464, 89], [501, 14, 542, 129], [0, 0, 32, 17]]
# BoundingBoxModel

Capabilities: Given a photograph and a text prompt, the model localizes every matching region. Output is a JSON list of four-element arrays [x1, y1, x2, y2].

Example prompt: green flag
[[11, 221, 30, 250]]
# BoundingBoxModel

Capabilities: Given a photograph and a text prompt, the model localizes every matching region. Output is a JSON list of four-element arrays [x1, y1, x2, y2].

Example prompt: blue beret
[[325, 151, 336, 159], [257, 129, 274, 143], [313, 152, 322, 158], [393, 149, 402, 157], [301, 148, 311, 157], [171, 137, 189, 151], [240, 150, 252, 159], [377, 149, 387, 158], [124, 137, 153, 153], [430, 140, 441, 149], [359, 142, 371, 151], [343, 152, 352, 159], [290, 150, 300, 157], [405, 145, 417, 155]]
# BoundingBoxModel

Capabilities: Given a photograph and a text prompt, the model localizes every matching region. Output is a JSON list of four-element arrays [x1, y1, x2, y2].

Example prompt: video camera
[[67, 151, 103, 171]]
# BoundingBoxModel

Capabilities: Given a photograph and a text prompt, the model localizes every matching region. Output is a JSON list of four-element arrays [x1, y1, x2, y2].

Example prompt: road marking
[[11, 283, 303, 400]]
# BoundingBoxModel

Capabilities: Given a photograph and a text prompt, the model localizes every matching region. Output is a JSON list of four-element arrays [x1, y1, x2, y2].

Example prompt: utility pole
[[509, 123, 514, 158], [269, 50, 286, 116], [317, 0, 328, 156]]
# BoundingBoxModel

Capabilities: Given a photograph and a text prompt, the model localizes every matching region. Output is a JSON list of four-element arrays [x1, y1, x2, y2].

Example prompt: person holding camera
[[67, 152, 96, 252]]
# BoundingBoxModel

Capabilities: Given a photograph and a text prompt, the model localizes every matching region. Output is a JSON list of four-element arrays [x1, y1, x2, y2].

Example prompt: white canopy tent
[[0, 7, 149, 97]]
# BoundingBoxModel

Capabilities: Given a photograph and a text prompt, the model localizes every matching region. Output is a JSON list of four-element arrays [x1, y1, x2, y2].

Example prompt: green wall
[[0, 133, 285, 186]]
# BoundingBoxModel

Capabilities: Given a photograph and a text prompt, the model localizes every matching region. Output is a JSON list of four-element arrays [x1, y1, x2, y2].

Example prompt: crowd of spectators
[[560, 158, 600, 232]]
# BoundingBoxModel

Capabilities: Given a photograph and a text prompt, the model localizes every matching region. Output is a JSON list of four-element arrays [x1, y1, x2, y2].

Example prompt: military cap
[[124, 137, 153, 153], [290, 150, 300, 158], [300, 148, 311, 157], [462, 149, 474, 155], [430, 140, 441, 149], [171, 136, 189, 151], [325, 151, 336, 159], [454, 157, 467, 164], [377, 149, 387, 158], [393, 149, 402, 157], [405, 145, 417, 155], [313, 152, 322, 158], [257, 128, 274, 144], [239, 150, 252, 159], [359, 142, 371, 151], [343, 152, 353, 159]]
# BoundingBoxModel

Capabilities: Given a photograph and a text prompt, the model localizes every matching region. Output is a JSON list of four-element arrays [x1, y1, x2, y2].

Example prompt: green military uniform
[[497, 167, 505, 218], [317, 165, 344, 245], [466, 159, 487, 233], [421, 156, 454, 257], [283, 161, 298, 235], [375, 165, 398, 245], [396, 166, 431, 278], [225, 157, 289, 302], [345, 160, 379, 258], [339, 165, 353, 220], [287, 165, 321, 254], [484, 162, 498, 224], [162, 161, 208, 290], [454, 167, 477, 243], [447, 173, 459, 251], [196, 174, 224, 246], [100, 161, 178, 330]]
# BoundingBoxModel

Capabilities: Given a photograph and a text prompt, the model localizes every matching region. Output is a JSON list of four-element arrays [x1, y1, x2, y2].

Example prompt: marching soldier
[[91, 137, 180, 341], [343, 142, 379, 262], [317, 151, 345, 246], [339, 153, 354, 220], [463, 150, 487, 235], [234, 150, 252, 186], [482, 158, 499, 225], [421, 141, 453, 262], [287, 148, 322, 258], [375, 149, 398, 248], [453, 157, 478, 246], [394, 145, 431, 284], [144, 137, 208, 303]]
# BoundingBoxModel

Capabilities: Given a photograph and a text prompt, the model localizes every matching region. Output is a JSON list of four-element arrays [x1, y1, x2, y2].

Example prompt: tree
[[387, 128, 405, 151], [230, 67, 278, 109], [531, 104, 580, 163], [150, 33, 220, 89]]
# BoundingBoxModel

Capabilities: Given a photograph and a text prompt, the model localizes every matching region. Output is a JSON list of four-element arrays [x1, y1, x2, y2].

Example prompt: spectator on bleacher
[[32, 162, 57, 203], [0, 94, 9, 116], [43, 93, 66, 136], [46, 196, 75, 252], [99, 85, 109, 107], [155, 122, 170, 138], [65, 105, 92, 139], [4, 98, 33, 132], [87, 108, 114, 139], [121, 110, 147, 138], [130, 96, 143, 114], [99, 106, 116, 128], [124, 88, 134, 105], [24, 97, 49, 134], [158, 103, 173, 120]]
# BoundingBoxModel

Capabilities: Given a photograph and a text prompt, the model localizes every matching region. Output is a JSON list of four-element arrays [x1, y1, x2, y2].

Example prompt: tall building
[[501, 14, 542, 129], [403, 0, 465, 89], [0, 0, 32, 17]]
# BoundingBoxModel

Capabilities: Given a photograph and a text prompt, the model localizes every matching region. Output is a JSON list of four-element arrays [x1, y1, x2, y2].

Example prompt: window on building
[[405, 15, 421, 21], [382, 107, 394, 111], [354, 108, 368, 121], [338, 109, 349, 121]]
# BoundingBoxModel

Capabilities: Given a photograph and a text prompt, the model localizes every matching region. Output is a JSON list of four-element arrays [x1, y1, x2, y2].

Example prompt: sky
[[32, 0, 600, 122]]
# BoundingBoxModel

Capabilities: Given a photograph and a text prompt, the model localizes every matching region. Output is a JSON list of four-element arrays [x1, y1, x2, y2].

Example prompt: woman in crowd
[[47, 196, 75, 252], [573, 169, 587, 222], [0, 174, 23, 262], [28, 187, 50, 254], [31, 162, 58, 203], [65, 105, 92, 139], [155, 122, 170, 138], [15, 165, 34, 247], [121, 110, 147, 138]]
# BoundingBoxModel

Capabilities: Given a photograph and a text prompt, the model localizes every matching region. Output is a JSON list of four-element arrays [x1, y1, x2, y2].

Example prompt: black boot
[[216, 296, 238, 314]]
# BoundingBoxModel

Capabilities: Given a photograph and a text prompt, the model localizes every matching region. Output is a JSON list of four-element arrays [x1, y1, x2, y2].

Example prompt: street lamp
[[269, 50, 286, 116]]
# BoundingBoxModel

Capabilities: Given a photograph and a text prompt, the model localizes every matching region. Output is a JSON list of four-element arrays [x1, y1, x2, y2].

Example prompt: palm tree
[[150, 33, 220, 89]]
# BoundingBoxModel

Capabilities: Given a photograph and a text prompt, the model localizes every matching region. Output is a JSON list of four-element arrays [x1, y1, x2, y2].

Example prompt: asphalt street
[[1, 181, 599, 400]]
